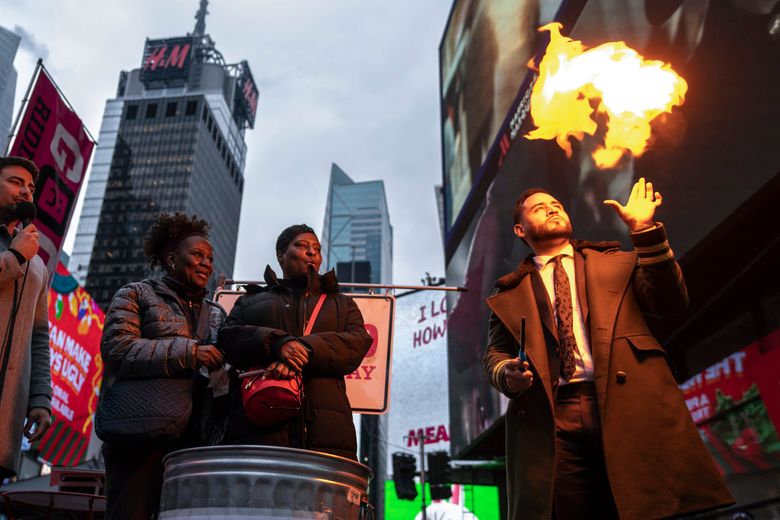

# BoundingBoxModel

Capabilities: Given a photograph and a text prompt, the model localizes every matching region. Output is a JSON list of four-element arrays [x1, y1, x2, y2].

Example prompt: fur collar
[[495, 239, 621, 289]]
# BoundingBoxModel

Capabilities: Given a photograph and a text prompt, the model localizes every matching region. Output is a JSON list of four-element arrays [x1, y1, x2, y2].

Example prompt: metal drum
[[158, 445, 372, 519]]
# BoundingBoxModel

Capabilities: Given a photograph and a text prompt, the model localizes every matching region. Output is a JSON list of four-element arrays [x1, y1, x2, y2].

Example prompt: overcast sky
[[2, 0, 453, 285]]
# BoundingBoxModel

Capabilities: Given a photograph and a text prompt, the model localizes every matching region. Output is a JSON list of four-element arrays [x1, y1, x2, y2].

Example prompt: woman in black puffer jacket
[[99, 213, 226, 520], [218, 224, 372, 460]]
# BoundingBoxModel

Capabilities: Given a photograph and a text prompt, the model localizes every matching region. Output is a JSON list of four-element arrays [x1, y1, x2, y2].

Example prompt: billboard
[[232, 61, 259, 129], [439, 0, 559, 234], [445, 0, 780, 455], [9, 67, 95, 276], [140, 37, 194, 84], [387, 290, 450, 468], [680, 328, 780, 476], [35, 262, 104, 466]]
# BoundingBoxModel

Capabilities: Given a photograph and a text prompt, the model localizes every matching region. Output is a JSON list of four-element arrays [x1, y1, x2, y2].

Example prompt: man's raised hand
[[603, 177, 662, 231]]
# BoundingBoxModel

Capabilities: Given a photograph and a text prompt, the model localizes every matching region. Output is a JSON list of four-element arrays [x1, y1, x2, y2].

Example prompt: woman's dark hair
[[276, 224, 316, 257], [143, 212, 210, 269]]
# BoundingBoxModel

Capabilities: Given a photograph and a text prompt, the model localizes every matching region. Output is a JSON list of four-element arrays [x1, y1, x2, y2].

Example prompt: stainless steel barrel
[[159, 445, 372, 519]]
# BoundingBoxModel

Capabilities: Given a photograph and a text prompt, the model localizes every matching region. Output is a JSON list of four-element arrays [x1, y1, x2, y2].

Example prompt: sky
[[2, 0, 454, 285]]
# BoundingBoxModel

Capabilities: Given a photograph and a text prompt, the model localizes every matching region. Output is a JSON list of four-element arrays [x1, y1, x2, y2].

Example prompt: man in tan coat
[[484, 178, 733, 519], [0, 156, 51, 481]]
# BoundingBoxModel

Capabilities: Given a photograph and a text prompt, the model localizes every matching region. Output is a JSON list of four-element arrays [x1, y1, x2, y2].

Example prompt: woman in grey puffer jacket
[[98, 213, 225, 520]]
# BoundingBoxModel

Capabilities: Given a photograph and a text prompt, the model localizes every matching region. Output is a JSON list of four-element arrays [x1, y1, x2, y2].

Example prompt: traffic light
[[427, 451, 452, 500], [392, 452, 418, 500]]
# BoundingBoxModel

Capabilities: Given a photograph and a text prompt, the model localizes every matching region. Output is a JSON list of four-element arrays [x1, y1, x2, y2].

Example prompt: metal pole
[[222, 280, 466, 293], [4, 59, 41, 155], [419, 436, 427, 520]]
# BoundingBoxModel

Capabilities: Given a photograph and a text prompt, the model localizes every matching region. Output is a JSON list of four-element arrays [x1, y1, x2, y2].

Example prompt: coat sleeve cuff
[[630, 222, 675, 265], [271, 335, 296, 359], [28, 394, 52, 412]]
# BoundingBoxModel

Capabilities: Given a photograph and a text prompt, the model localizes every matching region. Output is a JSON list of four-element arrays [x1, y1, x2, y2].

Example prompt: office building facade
[[70, 7, 257, 309], [321, 163, 393, 284], [0, 26, 20, 152]]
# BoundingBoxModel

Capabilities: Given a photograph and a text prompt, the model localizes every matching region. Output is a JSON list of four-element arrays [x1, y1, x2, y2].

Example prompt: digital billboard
[[232, 61, 259, 129], [439, 0, 553, 233], [140, 37, 194, 84], [445, 0, 780, 456], [680, 328, 780, 477]]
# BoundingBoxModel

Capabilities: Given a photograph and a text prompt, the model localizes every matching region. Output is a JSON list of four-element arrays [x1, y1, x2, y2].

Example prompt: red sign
[[36, 263, 104, 466], [9, 68, 95, 276], [680, 328, 780, 476], [140, 37, 194, 83]]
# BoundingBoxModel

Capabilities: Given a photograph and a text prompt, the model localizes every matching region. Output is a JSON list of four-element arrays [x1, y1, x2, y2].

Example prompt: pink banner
[[36, 262, 104, 466], [9, 67, 95, 275]]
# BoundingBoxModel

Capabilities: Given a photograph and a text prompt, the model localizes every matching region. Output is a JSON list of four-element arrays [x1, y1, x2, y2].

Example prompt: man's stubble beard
[[526, 219, 573, 243]]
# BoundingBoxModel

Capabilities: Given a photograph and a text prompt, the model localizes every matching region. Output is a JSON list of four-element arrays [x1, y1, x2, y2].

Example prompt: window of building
[[165, 102, 177, 117], [146, 104, 158, 119], [125, 104, 138, 120], [186, 100, 198, 116]]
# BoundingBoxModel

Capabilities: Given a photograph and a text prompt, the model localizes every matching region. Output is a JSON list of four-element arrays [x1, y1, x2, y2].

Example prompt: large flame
[[526, 23, 688, 169]]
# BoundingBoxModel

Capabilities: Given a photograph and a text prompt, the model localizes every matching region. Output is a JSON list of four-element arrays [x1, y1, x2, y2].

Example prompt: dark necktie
[[551, 255, 577, 381]]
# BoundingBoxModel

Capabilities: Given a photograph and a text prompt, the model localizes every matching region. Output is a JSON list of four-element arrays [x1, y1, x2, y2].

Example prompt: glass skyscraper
[[70, 6, 257, 309], [0, 26, 20, 153], [321, 163, 393, 284]]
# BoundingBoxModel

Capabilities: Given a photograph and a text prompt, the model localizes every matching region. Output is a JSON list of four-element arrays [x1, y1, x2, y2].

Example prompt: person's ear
[[276, 251, 284, 267], [513, 223, 526, 240], [166, 251, 177, 272]]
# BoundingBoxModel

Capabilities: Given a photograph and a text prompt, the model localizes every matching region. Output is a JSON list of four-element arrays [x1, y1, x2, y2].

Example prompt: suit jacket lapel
[[530, 269, 559, 345], [487, 277, 554, 406]]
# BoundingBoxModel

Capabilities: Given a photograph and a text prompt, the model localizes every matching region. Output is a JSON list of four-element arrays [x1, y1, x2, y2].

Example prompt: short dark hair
[[143, 212, 210, 269], [0, 156, 40, 184], [276, 224, 316, 257], [512, 188, 551, 224]]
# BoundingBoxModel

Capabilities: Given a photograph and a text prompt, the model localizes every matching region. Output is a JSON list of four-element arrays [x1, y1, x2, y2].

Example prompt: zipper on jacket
[[302, 290, 310, 335]]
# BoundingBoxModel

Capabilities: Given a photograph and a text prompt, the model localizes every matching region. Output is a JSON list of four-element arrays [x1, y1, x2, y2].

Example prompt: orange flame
[[526, 23, 688, 168]]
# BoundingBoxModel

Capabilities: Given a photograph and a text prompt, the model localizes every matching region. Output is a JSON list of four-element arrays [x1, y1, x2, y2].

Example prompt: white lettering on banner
[[49, 123, 84, 183], [52, 384, 70, 404], [407, 425, 450, 447], [685, 394, 711, 422], [51, 396, 74, 421], [680, 351, 747, 392], [50, 324, 92, 372]]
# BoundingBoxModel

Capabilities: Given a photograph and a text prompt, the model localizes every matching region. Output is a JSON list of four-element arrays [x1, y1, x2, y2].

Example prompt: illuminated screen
[[439, 0, 556, 232], [139, 37, 194, 83], [446, 0, 780, 456]]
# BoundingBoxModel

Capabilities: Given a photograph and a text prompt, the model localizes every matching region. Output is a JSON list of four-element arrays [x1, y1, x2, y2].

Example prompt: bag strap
[[303, 294, 327, 336]]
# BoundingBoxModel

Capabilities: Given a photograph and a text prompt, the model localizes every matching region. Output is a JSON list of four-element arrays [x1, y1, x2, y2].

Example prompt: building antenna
[[193, 0, 209, 36]]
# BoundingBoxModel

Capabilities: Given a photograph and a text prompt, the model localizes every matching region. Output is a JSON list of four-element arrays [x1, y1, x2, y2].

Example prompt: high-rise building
[[0, 26, 21, 152], [320, 162, 393, 518], [321, 163, 393, 284], [70, 1, 258, 309]]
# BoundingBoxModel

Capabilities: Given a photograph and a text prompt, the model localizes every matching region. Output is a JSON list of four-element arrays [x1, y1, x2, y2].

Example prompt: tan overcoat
[[0, 225, 51, 478], [484, 225, 734, 519]]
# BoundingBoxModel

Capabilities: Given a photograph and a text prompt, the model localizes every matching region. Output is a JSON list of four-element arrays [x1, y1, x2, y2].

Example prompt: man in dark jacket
[[484, 179, 733, 519], [218, 224, 372, 460]]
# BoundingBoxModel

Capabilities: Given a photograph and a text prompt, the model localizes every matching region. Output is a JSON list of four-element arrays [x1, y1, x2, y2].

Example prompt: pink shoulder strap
[[304, 294, 327, 335]]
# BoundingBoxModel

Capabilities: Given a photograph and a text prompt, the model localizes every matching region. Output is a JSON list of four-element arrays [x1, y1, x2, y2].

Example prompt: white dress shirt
[[533, 243, 594, 385]]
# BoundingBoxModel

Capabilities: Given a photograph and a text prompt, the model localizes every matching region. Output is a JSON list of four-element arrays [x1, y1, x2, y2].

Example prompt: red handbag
[[239, 294, 326, 427]]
